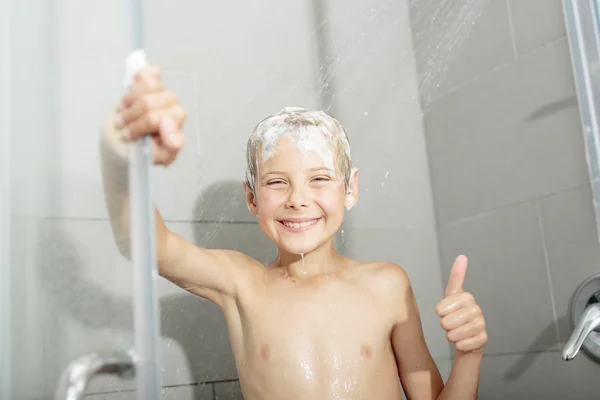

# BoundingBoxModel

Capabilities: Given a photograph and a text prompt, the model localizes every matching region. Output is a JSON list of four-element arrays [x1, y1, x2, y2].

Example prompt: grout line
[[85, 379, 240, 396], [39, 215, 259, 225], [505, 0, 520, 61], [536, 200, 562, 347], [439, 183, 590, 229], [162, 378, 239, 387], [165, 220, 258, 225], [212, 381, 216, 400], [425, 34, 568, 107], [433, 348, 561, 363], [482, 348, 561, 358]]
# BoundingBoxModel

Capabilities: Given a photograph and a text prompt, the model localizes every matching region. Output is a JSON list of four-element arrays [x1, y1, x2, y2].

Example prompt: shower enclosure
[[2, 0, 600, 399]]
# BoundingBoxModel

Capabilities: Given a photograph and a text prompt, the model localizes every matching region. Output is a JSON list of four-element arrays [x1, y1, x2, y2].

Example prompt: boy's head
[[243, 107, 358, 256]]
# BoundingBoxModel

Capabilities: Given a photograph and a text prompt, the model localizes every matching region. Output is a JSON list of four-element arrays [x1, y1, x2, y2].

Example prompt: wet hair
[[245, 107, 352, 194]]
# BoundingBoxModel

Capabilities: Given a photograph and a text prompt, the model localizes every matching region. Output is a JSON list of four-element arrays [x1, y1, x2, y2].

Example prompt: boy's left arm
[[391, 255, 487, 400]]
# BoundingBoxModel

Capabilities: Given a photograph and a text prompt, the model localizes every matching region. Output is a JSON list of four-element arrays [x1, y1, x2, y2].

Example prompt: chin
[[278, 239, 321, 255]]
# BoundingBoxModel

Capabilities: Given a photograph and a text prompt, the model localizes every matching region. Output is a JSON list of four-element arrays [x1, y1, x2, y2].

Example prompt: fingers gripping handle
[[123, 50, 147, 89]]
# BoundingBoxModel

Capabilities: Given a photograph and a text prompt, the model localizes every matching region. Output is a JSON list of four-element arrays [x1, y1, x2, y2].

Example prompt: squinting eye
[[312, 177, 331, 182], [267, 180, 285, 186]]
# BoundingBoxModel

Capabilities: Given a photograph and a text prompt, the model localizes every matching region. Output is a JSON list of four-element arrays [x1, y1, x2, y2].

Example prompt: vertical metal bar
[[123, 1, 162, 399], [563, 0, 600, 242], [0, 0, 11, 397]]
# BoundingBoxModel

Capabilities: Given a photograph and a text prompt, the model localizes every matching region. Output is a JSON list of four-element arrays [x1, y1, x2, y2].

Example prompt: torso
[[221, 262, 404, 400]]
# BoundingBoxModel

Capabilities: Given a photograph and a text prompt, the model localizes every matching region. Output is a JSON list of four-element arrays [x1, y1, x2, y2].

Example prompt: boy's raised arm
[[391, 256, 486, 400], [386, 264, 444, 400], [100, 65, 257, 307]]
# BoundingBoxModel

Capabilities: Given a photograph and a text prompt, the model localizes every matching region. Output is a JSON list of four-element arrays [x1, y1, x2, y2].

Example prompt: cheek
[[316, 184, 345, 213], [256, 190, 285, 217]]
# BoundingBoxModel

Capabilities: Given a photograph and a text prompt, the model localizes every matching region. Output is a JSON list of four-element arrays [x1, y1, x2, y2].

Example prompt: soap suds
[[258, 123, 336, 173], [245, 107, 353, 193]]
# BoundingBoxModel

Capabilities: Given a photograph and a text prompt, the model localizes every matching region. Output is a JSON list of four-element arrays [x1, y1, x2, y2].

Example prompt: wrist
[[454, 348, 484, 363]]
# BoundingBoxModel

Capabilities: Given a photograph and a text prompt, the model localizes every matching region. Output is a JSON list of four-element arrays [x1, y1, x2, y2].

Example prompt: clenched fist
[[115, 65, 186, 166]]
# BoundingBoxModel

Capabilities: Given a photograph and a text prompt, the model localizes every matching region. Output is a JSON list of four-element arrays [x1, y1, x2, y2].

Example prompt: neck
[[274, 239, 343, 279]]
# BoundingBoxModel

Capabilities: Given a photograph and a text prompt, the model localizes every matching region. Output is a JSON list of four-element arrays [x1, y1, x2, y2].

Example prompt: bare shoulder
[[357, 261, 409, 282], [348, 261, 416, 322], [351, 261, 412, 296]]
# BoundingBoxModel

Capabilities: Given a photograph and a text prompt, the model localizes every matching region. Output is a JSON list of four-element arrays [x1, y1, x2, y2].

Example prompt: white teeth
[[282, 219, 319, 228]]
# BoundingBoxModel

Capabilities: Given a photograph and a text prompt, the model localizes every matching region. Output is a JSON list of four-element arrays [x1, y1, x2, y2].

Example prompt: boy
[[101, 65, 487, 399]]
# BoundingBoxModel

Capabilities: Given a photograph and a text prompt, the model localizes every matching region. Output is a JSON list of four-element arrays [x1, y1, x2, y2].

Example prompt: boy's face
[[244, 136, 358, 255]]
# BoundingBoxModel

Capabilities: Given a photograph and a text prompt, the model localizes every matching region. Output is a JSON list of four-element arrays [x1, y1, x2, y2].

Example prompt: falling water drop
[[413, 0, 486, 105]]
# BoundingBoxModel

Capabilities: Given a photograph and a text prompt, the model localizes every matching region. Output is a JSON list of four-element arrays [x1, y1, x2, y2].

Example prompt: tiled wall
[[412, 1, 600, 398], [9, 0, 448, 399]]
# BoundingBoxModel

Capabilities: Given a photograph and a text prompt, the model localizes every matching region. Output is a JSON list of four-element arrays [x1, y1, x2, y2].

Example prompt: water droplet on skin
[[301, 253, 304, 267]]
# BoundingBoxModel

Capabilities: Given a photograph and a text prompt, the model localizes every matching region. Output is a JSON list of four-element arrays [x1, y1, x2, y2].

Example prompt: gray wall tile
[[425, 38, 585, 224], [478, 351, 600, 399], [332, 90, 437, 231], [214, 380, 244, 400], [438, 201, 557, 354], [411, 0, 515, 101], [508, 0, 566, 56], [538, 185, 600, 343]]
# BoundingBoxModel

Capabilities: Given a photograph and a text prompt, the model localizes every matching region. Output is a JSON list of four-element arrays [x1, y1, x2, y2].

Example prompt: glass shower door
[[0, 0, 11, 397], [564, 0, 600, 239], [1, 0, 162, 398]]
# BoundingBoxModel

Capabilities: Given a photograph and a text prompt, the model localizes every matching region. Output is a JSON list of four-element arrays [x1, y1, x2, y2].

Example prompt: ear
[[243, 181, 258, 216], [344, 168, 359, 210]]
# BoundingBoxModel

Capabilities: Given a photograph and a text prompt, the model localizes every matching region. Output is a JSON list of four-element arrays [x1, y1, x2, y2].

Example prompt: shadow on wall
[[38, 180, 277, 399], [526, 96, 578, 121], [502, 316, 568, 381]]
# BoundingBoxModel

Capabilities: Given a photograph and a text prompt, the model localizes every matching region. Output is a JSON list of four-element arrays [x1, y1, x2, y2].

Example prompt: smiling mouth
[[278, 218, 322, 231]]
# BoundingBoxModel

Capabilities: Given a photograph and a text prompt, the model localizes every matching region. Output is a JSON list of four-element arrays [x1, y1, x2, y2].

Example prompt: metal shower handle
[[54, 349, 136, 400]]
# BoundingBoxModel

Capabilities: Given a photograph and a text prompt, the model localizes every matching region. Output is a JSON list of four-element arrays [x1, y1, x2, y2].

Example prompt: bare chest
[[228, 281, 400, 399], [239, 279, 395, 364]]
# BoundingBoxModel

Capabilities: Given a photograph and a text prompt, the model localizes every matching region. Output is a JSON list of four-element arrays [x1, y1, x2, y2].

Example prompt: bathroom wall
[[411, 0, 600, 398], [8, 0, 448, 400]]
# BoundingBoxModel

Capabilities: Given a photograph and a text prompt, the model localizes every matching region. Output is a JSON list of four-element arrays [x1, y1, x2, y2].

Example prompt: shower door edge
[[563, 0, 600, 242], [0, 0, 12, 397]]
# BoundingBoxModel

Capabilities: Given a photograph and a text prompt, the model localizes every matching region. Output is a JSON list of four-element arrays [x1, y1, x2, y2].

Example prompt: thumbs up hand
[[436, 255, 488, 353]]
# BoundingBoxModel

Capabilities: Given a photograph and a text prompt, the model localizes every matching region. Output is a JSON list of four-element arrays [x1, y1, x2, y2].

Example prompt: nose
[[285, 185, 309, 210]]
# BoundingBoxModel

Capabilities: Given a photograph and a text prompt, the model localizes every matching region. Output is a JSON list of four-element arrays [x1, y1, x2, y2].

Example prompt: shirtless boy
[[101, 65, 487, 399]]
